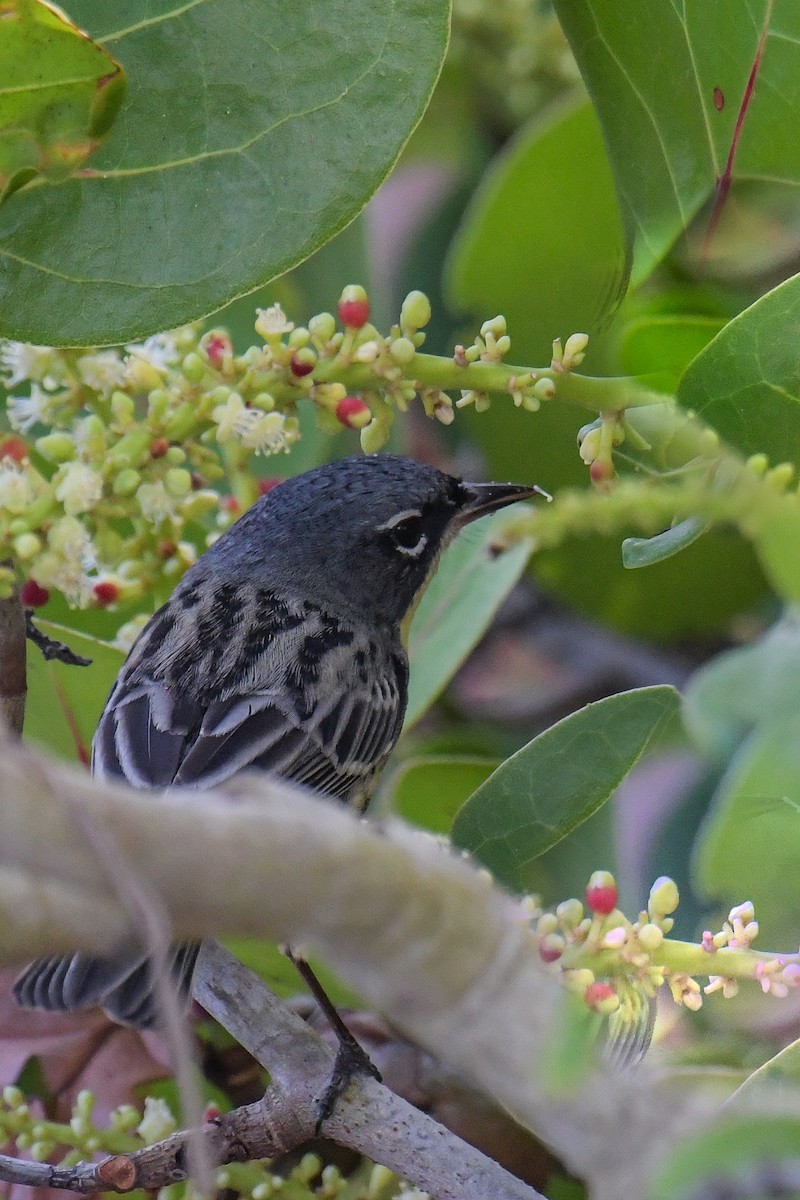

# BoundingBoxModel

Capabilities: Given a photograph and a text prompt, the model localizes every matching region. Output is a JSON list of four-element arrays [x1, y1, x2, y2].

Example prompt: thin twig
[[25, 612, 92, 666]]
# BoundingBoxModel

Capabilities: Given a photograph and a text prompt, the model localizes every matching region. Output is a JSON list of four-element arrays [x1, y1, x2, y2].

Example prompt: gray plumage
[[14, 454, 538, 1028]]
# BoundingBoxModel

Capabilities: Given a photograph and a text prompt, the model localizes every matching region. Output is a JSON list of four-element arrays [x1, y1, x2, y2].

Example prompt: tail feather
[[13, 941, 202, 1029]]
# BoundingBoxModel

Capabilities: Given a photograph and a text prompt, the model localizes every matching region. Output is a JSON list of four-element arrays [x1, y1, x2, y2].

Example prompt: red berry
[[290, 351, 315, 377], [190, 472, 204, 490], [203, 1103, 223, 1123], [585, 871, 618, 916], [0, 436, 28, 463], [205, 334, 232, 370], [157, 539, 178, 559], [335, 396, 371, 429], [584, 982, 617, 1012], [337, 288, 370, 329], [93, 581, 120, 606], [222, 495, 240, 513], [538, 934, 564, 964], [149, 437, 169, 459], [20, 579, 49, 608], [258, 477, 281, 496]]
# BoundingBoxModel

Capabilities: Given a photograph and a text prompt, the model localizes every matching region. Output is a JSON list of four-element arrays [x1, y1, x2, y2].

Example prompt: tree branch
[[0, 588, 26, 737], [0, 730, 712, 1198]]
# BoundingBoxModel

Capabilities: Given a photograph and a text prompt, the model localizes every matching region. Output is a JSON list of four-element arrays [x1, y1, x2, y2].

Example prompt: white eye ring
[[377, 509, 428, 557]]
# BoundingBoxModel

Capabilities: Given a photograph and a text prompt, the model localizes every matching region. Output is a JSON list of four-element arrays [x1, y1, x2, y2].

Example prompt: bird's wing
[[93, 622, 407, 801]]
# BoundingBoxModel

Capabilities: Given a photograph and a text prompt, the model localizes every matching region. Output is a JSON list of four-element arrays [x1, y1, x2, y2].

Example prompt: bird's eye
[[377, 510, 428, 558]]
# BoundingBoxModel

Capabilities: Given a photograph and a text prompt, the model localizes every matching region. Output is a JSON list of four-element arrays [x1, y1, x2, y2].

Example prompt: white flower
[[255, 303, 293, 338], [0, 461, 35, 514], [6, 382, 61, 433], [211, 393, 251, 442], [125, 331, 181, 371], [137, 1096, 176, 1144], [54, 462, 104, 515], [136, 480, 176, 522], [0, 341, 63, 388], [239, 410, 295, 454], [36, 516, 97, 603], [76, 351, 127, 396]]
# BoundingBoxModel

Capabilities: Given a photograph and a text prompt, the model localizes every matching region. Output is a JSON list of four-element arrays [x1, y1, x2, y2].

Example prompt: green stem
[[312, 352, 666, 413], [563, 937, 800, 981]]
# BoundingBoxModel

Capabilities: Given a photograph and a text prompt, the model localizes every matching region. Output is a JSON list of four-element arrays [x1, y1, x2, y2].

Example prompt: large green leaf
[[678, 272, 800, 466], [445, 97, 628, 349], [555, 1, 800, 284], [0, 0, 125, 203], [693, 715, 800, 947], [405, 506, 533, 728], [0, 0, 449, 344], [451, 685, 679, 890]]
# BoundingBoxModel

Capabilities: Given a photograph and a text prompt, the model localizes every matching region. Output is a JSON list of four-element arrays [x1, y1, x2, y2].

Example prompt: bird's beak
[[455, 479, 551, 528]]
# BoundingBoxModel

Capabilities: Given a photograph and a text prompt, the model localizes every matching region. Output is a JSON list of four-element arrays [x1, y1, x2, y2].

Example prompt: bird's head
[[201, 454, 544, 625]]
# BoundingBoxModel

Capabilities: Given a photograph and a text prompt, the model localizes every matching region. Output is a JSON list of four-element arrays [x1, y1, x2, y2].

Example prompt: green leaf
[[23, 620, 124, 763], [683, 613, 800, 758], [622, 516, 711, 569], [693, 715, 800, 947], [646, 1117, 800, 1200], [0, 0, 125, 203], [451, 685, 679, 891], [384, 755, 499, 834], [404, 507, 533, 729], [618, 315, 726, 394], [0, 0, 449, 344], [678, 272, 800, 465], [445, 97, 628, 350], [727, 1036, 800, 1108], [555, 1, 798, 284]]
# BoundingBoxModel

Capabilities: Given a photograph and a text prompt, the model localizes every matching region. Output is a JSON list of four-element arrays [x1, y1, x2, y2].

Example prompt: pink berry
[[584, 982, 617, 1012], [205, 334, 232, 370], [585, 871, 618, 916], [149, 437, 169, 459], [258, 477, 281, 496], [20, 579, 49, 608], [335, 396, 371, 429], [337, 287, 370, 329], [290, 350, 315, 377]]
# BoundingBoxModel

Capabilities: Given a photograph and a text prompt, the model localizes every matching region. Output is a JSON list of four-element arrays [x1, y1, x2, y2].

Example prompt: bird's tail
[[12, 941, 202, 1028]]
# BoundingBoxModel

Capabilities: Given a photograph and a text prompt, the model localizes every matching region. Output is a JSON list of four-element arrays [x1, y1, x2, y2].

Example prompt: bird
[[14, 453, 544, 1104]]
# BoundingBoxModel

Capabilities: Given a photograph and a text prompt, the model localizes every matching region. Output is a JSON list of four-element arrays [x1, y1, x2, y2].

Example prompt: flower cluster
[[0, 1087, 414, 1200], [532, 872, 800, 1052], [0, 286, 590, 619]]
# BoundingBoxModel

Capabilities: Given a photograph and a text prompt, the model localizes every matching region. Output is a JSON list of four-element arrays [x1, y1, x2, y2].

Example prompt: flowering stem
[[562, 937, 800, 981], [312, 352, 666, 413]]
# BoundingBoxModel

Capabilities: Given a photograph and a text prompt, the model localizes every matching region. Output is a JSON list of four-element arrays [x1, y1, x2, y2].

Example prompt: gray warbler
[[14, 453, 545, 1110]]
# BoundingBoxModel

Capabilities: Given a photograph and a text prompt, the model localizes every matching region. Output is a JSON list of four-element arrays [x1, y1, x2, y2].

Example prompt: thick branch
[[0, 732, 711, 1197]]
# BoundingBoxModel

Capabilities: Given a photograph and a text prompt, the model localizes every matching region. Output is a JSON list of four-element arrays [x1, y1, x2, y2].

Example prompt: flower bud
[[13, 532, 41, 560], [35, 433, 75, 463], [336, 396, 372, 429], [400, 290, 431, 332], [533, 377, 556, 401], [586, 871, 618, 916], [113, 469, 141, 496], [338, 285, 370, 329], [584, 981, 620, 1014], [165, 468, 193, 498], [648, 876, 679, 919], [308, 312, 336, 343], [637, 922, 664, 952], [556, 898, 584, 928], [389, 336, 416, 364]]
